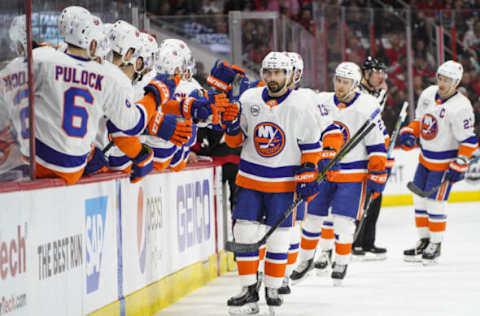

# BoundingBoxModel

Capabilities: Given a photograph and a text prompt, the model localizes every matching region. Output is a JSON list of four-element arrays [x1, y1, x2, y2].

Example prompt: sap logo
[[0, 223, 27, 281], [177, 179, 211, 252], [137, 187, 163, 274], [421, 114, 438, 141], [85, 196, 108, 294], [253, 122, 285, 157]]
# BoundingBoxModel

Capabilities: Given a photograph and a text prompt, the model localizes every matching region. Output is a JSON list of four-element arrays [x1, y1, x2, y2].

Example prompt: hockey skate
[[331, 262, 348, 287], [422, 242, 441, 265], [227, 283, 260, 315], [289, 258, 313, 285], [277, 276, 291, 295], [314, 249, 332, 275], [362, 246, 387, 261], [403, 238, 429, 262], [351, 246, 366, 261], [265, 287, 283, 316]]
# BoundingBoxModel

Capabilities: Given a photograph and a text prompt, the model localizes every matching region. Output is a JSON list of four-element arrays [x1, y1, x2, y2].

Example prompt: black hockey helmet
[[361, 56, 386, 72]]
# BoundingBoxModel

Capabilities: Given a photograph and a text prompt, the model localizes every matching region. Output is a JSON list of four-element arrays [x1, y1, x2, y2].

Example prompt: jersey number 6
[[62, 87, 93, 138]]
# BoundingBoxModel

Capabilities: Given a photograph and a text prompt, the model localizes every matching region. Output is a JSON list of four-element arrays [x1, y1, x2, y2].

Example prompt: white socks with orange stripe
[[319, 218, 335, 252], [233, 220, 262, 287], [299, 214, 324, 262], [264, 227, 291, 289], [285, 222, 301, 277], [413, 195, 430, 238], [425, 199, 447, 243], [333, 215, 355, 265]]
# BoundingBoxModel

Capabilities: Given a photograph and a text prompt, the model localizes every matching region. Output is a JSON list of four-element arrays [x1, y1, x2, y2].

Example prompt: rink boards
[[0, 165, 235, 316]]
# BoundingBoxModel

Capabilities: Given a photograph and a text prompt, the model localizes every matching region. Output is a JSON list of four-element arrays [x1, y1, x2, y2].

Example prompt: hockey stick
[[407, 156, 479, 197], [102, 141, 114, 154], [225, 108, 381, 253], [387, 101, 409, 158], [353, 191, 373, 242]]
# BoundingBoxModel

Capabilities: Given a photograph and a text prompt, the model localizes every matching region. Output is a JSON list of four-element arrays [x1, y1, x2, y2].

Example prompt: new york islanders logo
[[254, 122, 285, 157], [421, 114, 438, 140], [333, 121, 350, 143]]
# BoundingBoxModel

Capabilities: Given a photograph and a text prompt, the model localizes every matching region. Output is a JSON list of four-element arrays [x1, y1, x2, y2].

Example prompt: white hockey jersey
[[315, 92, 387, 182], [0, 57, 30, 158], [414, 85, 478, 170], [174, 77, 203, 99], [234, 87, 327, 193], [32, 47, 145, 176]]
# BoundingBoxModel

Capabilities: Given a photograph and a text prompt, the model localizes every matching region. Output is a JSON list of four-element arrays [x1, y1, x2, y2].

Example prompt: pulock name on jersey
[[55, 66, 104, 91]]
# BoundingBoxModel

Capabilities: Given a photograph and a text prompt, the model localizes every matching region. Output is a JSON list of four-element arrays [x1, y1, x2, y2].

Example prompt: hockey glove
[[399, 127, 416, 151], [144, 73, 181, 106], [148, 112, 192, 147], [83, 146, 108, 175], [445, 156, 468, 183], [295, 162, 320, 202], [207, 59, 246, 92], [386, 157, 395, 178], [366, 170, 388, 200], [222, 101, 241, 136], [180, 97, 213, 122], [130, 144, 154, 183], [317, 148, 340, 181]]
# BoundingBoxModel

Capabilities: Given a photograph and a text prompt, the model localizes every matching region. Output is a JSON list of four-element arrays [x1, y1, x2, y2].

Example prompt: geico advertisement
[[0, 191, 29, 316], [122, 168, 216, 296]]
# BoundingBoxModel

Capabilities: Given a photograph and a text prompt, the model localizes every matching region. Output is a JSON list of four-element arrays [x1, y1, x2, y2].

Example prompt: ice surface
[[156, 202, 480, 316]]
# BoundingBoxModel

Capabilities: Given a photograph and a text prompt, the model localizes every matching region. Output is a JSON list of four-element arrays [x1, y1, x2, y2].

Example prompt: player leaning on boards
[[290, 62, 388, 286], [352, 56, 392, 260], [222, 51, 338, 315], [399, 60, 478, 265]]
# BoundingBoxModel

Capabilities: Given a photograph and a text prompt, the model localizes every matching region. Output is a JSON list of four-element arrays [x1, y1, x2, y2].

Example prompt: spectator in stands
[[463, 20, 480, 56]]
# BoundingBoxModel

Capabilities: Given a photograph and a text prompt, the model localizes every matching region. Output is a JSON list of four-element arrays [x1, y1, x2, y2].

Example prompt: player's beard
[[267, 79, 286, 93]]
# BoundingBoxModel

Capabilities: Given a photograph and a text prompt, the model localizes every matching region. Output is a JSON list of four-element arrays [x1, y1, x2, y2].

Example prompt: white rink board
[[384, 148, 479, 195], [121, 168, 216, 297], [0, 180, 118, 316]]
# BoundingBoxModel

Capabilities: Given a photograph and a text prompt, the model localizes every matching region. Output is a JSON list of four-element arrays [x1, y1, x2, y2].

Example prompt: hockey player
[[290, 62, 387, 286], [223, 51, 333, 314], [352, 56, 392, 259], [33, 8, 191, 184], [399, 60, 478, 264], [0, 15, 30, 179]]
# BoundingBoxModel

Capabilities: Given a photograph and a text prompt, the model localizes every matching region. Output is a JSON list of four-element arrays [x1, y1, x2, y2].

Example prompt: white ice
[[156, 202, 480, 316]]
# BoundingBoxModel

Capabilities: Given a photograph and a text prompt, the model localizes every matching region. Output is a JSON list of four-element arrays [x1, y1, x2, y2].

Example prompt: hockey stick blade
[[406, 181, 447, 198], [225, 240, 263, 253]]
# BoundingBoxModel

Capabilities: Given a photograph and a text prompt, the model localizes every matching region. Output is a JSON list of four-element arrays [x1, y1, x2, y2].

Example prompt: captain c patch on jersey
[[254, 122, 285, 157], [421, 114, 438, 140]]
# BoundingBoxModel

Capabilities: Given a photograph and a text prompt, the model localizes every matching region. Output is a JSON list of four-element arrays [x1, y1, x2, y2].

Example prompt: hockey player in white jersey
[[399, 60, 478, 264], [290, 62, 387, 286], [0, 15, 30, 179], [223, 51, 337, 314]]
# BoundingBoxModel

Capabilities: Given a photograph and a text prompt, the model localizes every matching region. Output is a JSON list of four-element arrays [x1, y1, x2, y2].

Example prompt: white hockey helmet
[[108, 20, 143, 69], [436, 60, 463, 85], [9, 15, 27, 55], [139, 32, 158, 71], [155, 45, 187, 76], [335, 62, 361, 86], [160, 38, 194, 78], [57, 6, 91, 37], [59, 8, 103, 55], [261, 51, 293, 79], [85, 22, 111, 62], [287, 52, 304, 85]]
